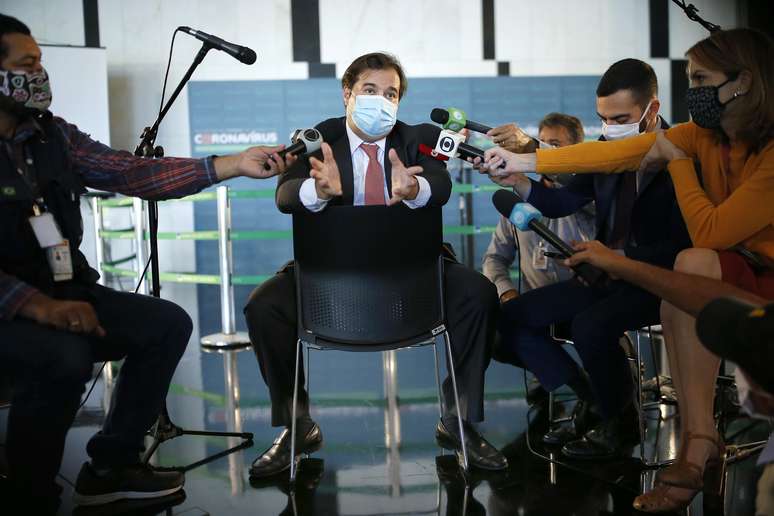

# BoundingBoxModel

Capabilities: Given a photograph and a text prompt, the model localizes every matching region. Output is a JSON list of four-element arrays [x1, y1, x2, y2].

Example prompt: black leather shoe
[[561, 402, 639, 460], [542, 398, 599, 446], [435, 419, 508, 471], [249, 422, 323, 478]]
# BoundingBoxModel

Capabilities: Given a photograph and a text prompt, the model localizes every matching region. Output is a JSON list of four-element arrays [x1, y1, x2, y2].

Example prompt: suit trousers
[[244, 261, 498, 427], [498, 278, 661, 419]]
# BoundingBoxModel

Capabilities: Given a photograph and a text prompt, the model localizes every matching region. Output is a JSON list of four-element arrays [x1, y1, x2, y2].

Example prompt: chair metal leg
[[636, 330, 648, 465], [432, 338, 444, 419], [289, 339, 302, 485], [548, 389, 556, 426], [635, 328, 674, 468], [306, 346, 311, 393], [443, 331, 469, 472]]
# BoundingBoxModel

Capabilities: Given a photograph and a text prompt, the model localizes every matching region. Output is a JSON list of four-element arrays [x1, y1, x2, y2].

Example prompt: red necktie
[[361, 143, 386, 205]]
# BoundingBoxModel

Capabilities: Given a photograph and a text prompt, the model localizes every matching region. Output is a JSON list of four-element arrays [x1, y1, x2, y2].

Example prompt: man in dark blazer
[[488, 59, 691, 460], [244, 52, 506, 477]]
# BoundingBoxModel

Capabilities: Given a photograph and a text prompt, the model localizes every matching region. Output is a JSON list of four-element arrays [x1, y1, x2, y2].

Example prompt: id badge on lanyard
[[532, 240, 548, 271], [14, 142, 74, 281]]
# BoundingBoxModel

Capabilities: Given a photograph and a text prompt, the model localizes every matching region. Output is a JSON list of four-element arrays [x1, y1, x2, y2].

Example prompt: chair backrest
[[293, 204, 445, 350]]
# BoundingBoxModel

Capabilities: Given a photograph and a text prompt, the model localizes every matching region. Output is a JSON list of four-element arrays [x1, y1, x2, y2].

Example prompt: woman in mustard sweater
[[480, 28, 773, 512]]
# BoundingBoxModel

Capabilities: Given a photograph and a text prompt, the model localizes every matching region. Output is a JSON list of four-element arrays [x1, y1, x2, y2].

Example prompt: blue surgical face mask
[[348, 94, 398, 139]]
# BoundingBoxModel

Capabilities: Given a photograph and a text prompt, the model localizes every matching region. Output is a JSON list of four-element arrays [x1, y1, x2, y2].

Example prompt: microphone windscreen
[[492, 189, 519, 218], [430, 108, 450, 125], [304, 138, 322, 153], [240, 48, 257, 65]]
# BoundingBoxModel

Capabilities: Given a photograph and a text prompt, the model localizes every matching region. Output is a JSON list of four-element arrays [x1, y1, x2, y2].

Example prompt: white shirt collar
[[346, 120, 387, 156]]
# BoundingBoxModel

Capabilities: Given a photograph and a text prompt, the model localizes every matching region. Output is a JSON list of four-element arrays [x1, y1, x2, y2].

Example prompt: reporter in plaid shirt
[[0, 15, 294, 513]]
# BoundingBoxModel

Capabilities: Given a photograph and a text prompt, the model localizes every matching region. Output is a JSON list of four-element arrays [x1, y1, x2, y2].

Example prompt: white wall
[[0, 0, 84, 46], [3, 0, 742, 151]]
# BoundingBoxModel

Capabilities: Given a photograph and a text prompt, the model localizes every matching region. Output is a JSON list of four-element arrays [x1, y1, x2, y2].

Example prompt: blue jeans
[[0, 284, 192, 503], [498, 278, 660, 419]]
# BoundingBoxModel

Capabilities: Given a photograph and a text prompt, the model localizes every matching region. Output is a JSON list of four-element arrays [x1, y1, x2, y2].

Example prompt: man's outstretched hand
[[387, 149, 423, 206], [309, 143, 343, 200]]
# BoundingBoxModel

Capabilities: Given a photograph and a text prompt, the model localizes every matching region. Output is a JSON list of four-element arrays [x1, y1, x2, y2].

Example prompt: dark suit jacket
[[526, 121, 692, 269], [276, 117, 452, 214]]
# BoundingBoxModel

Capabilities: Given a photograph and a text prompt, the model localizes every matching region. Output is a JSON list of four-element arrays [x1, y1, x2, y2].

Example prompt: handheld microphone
[[263, 128, 323, 170], [179, 26, 257, 65], [430, 107, 493, 134], [432, 130, 506, 169], [492, 190, 609, 288]]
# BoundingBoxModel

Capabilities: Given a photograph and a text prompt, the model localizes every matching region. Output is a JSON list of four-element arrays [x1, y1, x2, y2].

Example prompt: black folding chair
[[289, 204, 469, 483]]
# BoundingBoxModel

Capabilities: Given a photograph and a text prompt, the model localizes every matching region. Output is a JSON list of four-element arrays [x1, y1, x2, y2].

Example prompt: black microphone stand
[[134, 41, 253, 470]]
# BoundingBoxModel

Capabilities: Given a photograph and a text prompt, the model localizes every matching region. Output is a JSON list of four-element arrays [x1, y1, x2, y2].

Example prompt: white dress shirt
[[299, 122, 432, 212]]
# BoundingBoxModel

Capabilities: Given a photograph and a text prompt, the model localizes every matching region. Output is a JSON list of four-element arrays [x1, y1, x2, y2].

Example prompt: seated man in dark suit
[[244, 52, 506, 477], [486, 59, 692, 459]]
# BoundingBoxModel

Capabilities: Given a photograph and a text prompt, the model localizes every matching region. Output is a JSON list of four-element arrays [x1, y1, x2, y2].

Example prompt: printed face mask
[[685, 79, 742, 129], [0, 67, 52, 113]]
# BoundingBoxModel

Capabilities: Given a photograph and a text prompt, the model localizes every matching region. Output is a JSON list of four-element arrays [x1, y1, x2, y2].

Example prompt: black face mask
[[685, 78, 742, 129]]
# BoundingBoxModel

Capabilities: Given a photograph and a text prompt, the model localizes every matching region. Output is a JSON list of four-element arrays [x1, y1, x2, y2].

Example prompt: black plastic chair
[[289, 204, 469, 483]]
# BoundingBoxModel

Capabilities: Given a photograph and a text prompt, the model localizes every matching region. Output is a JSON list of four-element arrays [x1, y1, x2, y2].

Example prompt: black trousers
[[0, 284, 192, 502], [497, 278, 661, 419], [244, 261, 498, 427]]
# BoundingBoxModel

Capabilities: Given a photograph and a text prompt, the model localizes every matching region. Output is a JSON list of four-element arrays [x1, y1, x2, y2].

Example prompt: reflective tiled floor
[[1, 344, 770, 515]]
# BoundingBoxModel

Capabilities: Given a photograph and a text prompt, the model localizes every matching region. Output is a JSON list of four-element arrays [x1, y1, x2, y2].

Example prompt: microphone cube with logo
[[444, 107, 467, 132], [511, 203, 541, 231], [434, 129, 465, 159]]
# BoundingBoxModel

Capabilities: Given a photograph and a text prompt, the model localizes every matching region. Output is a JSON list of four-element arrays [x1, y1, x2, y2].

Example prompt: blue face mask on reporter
[[348, 94, 398, 139]]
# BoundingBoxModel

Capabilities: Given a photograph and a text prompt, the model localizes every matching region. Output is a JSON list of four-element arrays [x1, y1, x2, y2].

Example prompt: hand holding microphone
[[262, 128, 323, 171], [492, 190, 609, 288], [430, 108, 536, 153], [480, 146, 538, 176], [487, 123, 537, 153]]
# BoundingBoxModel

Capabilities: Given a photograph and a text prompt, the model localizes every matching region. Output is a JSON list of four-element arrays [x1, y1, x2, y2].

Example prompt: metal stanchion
[[91, 196, 114, 411], [201, 186, 251, 349], [224, 349, 246, 495], [91, 197, 107, 287], [132, 197, 148, 295]]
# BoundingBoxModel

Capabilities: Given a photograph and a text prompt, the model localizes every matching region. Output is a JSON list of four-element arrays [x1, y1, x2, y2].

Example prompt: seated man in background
[[244, 52, 506, 478], [0, 15, 292, 514], [483, 113, 595, 403], [483, 113, 595, 303], [482, 59, 691, 459]]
